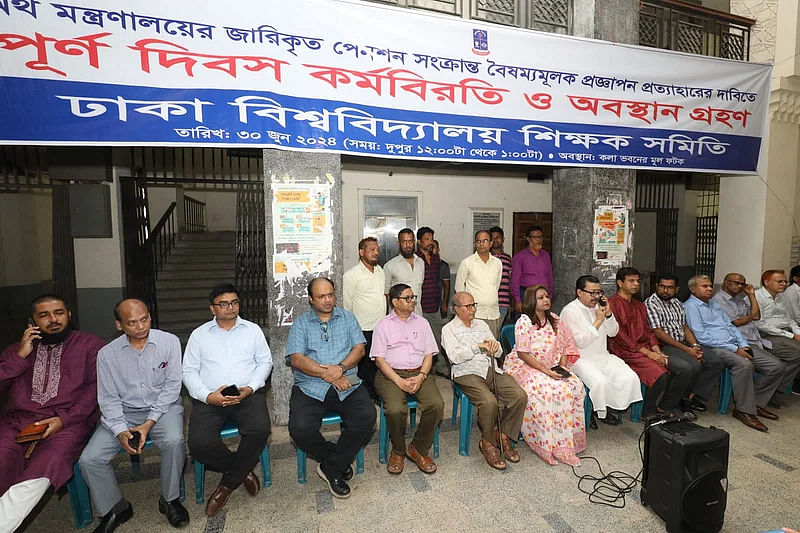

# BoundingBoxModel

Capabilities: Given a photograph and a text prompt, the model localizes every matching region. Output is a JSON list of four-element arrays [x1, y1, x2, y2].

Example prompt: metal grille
[[51, 184, 78, 326], [656, 208, 678, 275], [636, 173, 675, 210], [528, 0, 569, 32], [183, 195, 206, 232], [695, 175, 720, 280], [0, 146, 49, 191], [234, 183, 268, 327], [635, 173, 678, 276], [130, 147, 263, 188], [719, 30, 745, 60], [474, 0, 517, 25], [120, 177, 159, 324], [675, 20, 704, 54], [639, 11, 659, 47], [408, 0, 462, 16]]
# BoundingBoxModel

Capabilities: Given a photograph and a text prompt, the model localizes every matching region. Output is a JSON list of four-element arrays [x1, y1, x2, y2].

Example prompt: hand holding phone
[[550, 365, 572, 379], [128, 430, 141, 452], [221, 384, 240, 397], [598, 296, 608, 307]]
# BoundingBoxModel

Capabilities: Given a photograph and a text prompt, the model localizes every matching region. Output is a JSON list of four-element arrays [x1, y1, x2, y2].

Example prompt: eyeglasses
[[212, 299, 240, 309], [320, 322, 329, 342], [579, 289, 604, 297], [398, 295, 418, 302], [475, 239, 490, 244], [456, 303, 478, 310]]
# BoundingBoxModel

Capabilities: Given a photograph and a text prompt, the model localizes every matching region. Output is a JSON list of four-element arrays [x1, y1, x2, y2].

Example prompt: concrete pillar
[[551, 0, 638, 308], [263, 150, 343, 425]]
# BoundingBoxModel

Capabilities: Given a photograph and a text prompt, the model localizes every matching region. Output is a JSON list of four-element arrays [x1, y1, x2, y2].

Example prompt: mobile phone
[[550, 365, 572, 379], [345, 373, 361, 386], [128, 430, 141, 451], [598, 296, 607, 306], [221, 384, 240, 397]]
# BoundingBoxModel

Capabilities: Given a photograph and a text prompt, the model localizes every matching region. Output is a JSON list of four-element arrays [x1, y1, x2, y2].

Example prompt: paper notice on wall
[[593, 206, 628, 265], [272, 183, 333, 279]]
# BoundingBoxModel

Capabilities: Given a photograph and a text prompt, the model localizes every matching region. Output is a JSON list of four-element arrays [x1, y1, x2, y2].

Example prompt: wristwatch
[[691, 343, 701, 348], [339, 363, 347, 374]]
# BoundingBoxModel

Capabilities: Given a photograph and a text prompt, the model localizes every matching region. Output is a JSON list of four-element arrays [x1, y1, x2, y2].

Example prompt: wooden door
[[512, 212, 553, 256]]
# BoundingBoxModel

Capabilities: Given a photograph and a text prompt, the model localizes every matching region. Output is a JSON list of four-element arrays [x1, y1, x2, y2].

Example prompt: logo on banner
[[472, 29, 490, 56]]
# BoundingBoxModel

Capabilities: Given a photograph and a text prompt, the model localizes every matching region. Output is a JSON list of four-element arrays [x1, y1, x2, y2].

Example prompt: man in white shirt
[[183, 284, 273, 517], [454, 230, 502, 337], [560, 275, 642, 425], [754, 269, 800, 395], [383, 228, 425, 314], [343, 236, 386, 400], [783, 265, 800, 326]]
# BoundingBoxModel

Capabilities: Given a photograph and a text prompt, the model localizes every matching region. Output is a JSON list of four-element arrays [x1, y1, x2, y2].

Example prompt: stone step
[[156, 277, 234, 290], [157, 308, 211, 325], [156, 287, 210, 300], [176, 231, 236, 242], [161, 261, 235, 271], [158, 268, 235, 280], [157, 297, 210, 313]]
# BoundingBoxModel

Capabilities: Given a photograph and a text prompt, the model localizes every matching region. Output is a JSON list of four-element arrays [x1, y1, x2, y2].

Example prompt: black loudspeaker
[[641, 421, 730, 533]]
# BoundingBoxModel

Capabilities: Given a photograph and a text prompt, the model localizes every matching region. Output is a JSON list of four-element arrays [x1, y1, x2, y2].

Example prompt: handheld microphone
[[647, 411, 697, 428]]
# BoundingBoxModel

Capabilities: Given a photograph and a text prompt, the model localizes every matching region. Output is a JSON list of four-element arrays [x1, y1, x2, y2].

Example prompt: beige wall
[[73, 178, 124, 289], [341, 164, 551, 269], [0, 190, 52, 286], [184, 189, 238, 231], [147, 187, 176, 229]]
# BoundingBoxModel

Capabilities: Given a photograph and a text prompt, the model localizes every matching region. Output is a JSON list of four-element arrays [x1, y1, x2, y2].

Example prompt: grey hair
[[688, 274, 711, 289]]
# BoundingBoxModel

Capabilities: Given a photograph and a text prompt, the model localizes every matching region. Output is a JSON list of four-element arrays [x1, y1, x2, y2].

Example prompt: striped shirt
[[644, 292, 687, 342], [416, 249, 442, 313], [491, 250, 512, 307]]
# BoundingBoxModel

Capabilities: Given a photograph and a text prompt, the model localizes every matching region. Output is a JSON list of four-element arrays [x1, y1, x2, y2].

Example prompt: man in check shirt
[[455, 230, 503, 337], [371, 284, 443, 475], [79, 299, 188, 530], [754, 270, 800, 395], [343, 236, 386, 400]]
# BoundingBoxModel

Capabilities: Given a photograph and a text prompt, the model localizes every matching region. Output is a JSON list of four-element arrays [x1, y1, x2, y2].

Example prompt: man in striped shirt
[[489, 226, 512, 328]]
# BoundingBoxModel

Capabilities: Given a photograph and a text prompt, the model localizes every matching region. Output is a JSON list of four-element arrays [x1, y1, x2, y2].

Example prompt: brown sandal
[[406, 444, 437, 474], [387, 451, 405, 474], [498, 432, 520, 463], [479, 439, 507, 470]]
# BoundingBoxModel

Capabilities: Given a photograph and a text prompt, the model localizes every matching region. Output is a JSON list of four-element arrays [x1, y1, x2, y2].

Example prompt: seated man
[[183, 284, 273, 517], [685, 275, 782, 432], [609, 267, 694, 417], [371, 284, 443, 475], [287, 277, 376, 499], [441, 291, 525, 471], [560, 276, 642, 426], [754, 270, 800, 396], [645, 274, 724, 413], [79, 299, 188, 532], [0, 295, 104, 532]]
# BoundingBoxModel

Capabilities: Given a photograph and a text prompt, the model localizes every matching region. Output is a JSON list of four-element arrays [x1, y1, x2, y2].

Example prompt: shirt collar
[[387, 309, 416, 321], [309, 307, 344, 324], [209, 316, 244, 331], [359, 260, 379, 273], [688, 295, 709, 306]]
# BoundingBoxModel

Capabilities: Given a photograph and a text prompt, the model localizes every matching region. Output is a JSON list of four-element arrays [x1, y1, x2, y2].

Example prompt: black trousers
[[188, 389, 270, 489], [643, 374, 667, 416], [357, 330, 377, 400], [288, 385, 376, 476]]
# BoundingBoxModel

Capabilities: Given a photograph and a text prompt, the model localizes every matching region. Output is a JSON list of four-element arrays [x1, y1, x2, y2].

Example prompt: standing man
[[432, 239, 452, 377], [713, 272, 799, 406], [645, 274, 724, 414], [560, 276, 642, 425], [183, 284, 273, 517], [684, 275, 782, 432], [343, 236, 386, 400], [609, 267, 694, 417], [371, 284, 443, 475], [455, 230, 503, 338], [511, 225, 553, 313], [383, 228, 425, 315], [489, 226, 513, 328], [416, 227, 444, 352], [287, 277, 376, 499], [754, 269, 800, 395], [79, 299, 188, 531], [0, 295, 103, 532], [442, 292, 526, 471]]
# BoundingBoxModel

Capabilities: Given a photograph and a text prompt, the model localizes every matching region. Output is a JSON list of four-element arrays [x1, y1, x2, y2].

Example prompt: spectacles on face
[[774, 280, 789, 285], [456, 303, 478, 310], [212, 299, 240, 309], [579, 289, 604, 297], [475, 239, 490, 244], [398, 295, 417, 302], [320, 321, 328, 342]]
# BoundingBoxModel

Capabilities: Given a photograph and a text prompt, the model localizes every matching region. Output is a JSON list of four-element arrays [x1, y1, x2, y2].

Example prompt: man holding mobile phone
[[79, 299, 188, 531], [287, 277, 376, 500], [371, 284, 443, 475], [183, 284, 273, 517]]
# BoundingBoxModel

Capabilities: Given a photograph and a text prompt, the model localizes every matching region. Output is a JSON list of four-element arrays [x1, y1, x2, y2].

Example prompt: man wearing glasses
[[560, 276, 642, 426], [183, 284, 273, 517], [371, 284, 443, 475], [455, 230, 503, 337], [511, 225, 553, 313], [286, 277, 375, 499]]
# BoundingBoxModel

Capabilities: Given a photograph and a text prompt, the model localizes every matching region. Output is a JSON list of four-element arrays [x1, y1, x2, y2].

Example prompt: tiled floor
[[19, 378, 800, 532]]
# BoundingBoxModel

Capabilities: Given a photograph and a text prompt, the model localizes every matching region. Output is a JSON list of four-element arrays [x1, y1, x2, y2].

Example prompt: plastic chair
[[630, 383, 646, 422], [194, 420, 271, 504], [378, 395, 440, 463], [68, 433, 188, 528], [451, 382, 476, 456], [500, 324, 515, 353], [296, 411, 365, 484]]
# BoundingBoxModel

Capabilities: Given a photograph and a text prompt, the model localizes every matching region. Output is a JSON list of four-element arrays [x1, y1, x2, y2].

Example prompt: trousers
[[375, 370, 443, 455], [454, 368, 526, 447]]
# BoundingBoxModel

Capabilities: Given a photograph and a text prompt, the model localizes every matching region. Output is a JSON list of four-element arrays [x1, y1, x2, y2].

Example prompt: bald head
[[453, 291, 476, 324], [114, 299, 151, 342]]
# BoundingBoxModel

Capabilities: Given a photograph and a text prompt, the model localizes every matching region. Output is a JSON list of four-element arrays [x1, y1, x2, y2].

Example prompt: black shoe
[[600, 413, 619, 426], [316, 463, 350, 499], [679, 398, 693, 413], [342, 463, 354, 481], [93, 501, 133, 533], [589, 413, 598, 430], [689, 397, 707, 412], [158, 496, 189, 528]]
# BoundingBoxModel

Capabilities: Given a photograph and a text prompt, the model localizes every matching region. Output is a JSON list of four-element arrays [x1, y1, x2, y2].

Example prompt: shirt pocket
[[151, 366, 166, 387]]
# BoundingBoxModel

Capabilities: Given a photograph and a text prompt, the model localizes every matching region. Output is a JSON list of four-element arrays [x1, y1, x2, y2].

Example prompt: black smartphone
[[550, 365, 572, 379], [598, 296, 607, 307], [221, 384, 240, 397], [345, 373, 361, 386], [128, 430, 141, 451]]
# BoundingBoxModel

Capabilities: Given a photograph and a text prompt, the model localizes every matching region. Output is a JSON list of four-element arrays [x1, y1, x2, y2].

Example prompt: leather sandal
[[497, 431, 520, 463], [387, 451, 405, 474], [406, 444, 437, 474], [479, 438, 506, 470]]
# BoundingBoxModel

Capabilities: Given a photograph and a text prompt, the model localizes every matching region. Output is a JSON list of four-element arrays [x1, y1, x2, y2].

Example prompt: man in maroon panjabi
[[0, 294, 103, 530]]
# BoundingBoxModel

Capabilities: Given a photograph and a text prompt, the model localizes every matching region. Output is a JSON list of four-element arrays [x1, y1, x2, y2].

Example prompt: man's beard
[[657, 293, 673, 301], [40, 323, 73, 345], [400, 248, 414, 259]]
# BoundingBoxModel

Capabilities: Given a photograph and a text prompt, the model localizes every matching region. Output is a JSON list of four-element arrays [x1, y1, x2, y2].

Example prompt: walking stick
[[484, 345, 505, 460]]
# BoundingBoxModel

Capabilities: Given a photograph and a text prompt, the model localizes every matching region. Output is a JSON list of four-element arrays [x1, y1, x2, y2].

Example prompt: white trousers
[[0, 477, 50, 533]]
